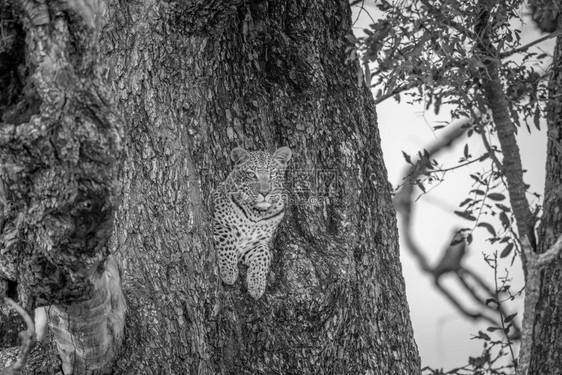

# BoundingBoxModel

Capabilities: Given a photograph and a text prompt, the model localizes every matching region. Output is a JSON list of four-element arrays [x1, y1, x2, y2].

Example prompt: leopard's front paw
[[246, 268, 266, 299]]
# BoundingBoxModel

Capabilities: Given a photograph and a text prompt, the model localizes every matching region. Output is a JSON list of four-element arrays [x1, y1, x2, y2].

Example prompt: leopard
[[213, 146, 292, 299]]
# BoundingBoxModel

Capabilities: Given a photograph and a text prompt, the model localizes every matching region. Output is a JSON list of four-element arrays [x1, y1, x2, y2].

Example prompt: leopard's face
[[227, 147, 292, 211]]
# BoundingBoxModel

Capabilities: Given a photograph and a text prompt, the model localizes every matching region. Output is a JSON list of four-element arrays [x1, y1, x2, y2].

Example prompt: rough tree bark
[[527, 33, 562, 375], [2, 0, 421, 374], [0, 0, 125, 373], [103, 0, 420, 374]]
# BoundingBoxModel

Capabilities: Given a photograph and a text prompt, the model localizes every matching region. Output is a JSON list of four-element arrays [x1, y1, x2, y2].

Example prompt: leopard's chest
[[234, 214, 284, 247], [215, 194, 284, 251]]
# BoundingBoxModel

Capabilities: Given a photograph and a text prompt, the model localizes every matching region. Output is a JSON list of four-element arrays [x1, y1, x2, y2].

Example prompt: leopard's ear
[[231, 147, 250, 164], [272, 147, 292, 164]]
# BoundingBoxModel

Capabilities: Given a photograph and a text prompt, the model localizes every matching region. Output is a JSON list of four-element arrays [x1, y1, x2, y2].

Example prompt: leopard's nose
[[258, 192, 269, 200], [259, 182, 271, 197]]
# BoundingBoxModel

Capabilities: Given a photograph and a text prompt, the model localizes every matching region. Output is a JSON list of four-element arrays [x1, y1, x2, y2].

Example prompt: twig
[[491, 253, 517, 366], [499, 30, 562, 58], [433, 277, 499, 327], [431, 153, 488, 173], [374, 81, 420, 105], [394, 116, 520, 338]]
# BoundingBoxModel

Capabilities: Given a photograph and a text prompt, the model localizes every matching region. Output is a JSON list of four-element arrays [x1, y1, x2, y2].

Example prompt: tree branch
[[475, 0, 536, 267], [394, 117, 520, 336], [499, 30, 561, 58], [374, 81, 420, 105]]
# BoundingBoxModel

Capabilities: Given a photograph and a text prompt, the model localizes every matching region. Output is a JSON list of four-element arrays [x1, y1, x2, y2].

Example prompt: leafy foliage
[[357, 0, 549, 120], [355, 0, 551, 270]]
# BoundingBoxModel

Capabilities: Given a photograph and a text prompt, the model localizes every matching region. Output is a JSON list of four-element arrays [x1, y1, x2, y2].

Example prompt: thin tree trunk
[[528, 33, 562, 375], [102, 0, 419, 374], [475, 0, 536, 265]]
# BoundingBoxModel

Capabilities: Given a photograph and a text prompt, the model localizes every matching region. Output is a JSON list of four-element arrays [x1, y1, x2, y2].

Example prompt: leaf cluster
[[354, 0, 549, 128]]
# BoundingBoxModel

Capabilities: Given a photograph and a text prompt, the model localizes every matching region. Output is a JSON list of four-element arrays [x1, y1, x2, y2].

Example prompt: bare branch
[[535, 234, 562, 266], [433, 277, 499, 327], [374, 81, 420, 105], [500, 30, 562, 58], [394, 116, 520, 336], [394, 118, 469, 274], [432, 153, 489, 173]]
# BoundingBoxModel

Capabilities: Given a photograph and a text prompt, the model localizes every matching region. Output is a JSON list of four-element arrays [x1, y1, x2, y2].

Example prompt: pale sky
[[352, 3, 552, 369]]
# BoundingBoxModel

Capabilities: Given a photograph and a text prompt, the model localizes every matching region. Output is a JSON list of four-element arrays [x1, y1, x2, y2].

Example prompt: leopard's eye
[[246, 171, 256, 179]]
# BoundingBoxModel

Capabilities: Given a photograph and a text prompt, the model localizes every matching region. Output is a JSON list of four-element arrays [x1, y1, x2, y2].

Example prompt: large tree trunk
[[104, 0, 419, 374], [528, 33, 562, 375], [2, 0, 420, 373]]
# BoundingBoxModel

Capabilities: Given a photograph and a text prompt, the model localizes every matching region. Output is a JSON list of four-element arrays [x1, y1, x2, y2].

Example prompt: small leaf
[[471, 330, 491, 341], [487, 326, 501, 332], [376, 0, 392, 11], [463, 144, 469, 159], [479, 153, 490, 161], [450, 237, 464, 246], [504, 312, 517, 323], [470, 174, 485, 184], [459, 198, 472, 207], [471, 189, 485, 196], [500, 212, 511, 229], [534, 106, 541, 131], [416, 179, 426, 193], [477, 222, 497, 237], [500, 243, 514, 258], [488, 193, 505, 201], [345, 34, 359, 44], [496, 203, 511, 212], [402, 151, 412, 164], [454, 210, 477, 221]]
